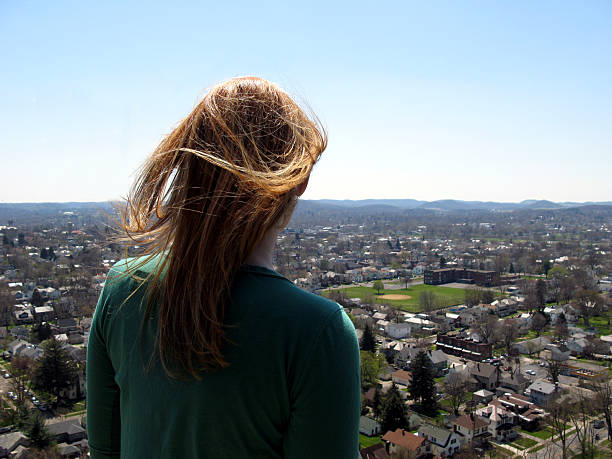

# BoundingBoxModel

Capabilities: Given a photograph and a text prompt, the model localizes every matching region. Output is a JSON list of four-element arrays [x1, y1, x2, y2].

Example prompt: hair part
[[115, 77, 326, 378]]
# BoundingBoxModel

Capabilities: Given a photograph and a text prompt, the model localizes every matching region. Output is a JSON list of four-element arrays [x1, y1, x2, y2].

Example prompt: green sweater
[[86, 258, 361, 458]]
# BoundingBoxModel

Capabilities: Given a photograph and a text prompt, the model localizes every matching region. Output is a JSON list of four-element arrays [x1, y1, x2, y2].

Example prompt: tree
[[548, 266, 569, 304], [9, 355, 33, 409], [373, 280, 384, 296], [544, 358, 562, 384], [546, 397, 573, 459], [360, 324, 377, 352], [360, 351, 386, 388], [439, 256, 446, 268], [568, 393, 597, 459], [464, 288, 481, 307], [554, 314, 569, 341], [31, 289, 44, 307], [32, 322, 52, 343], [444, 371, 469, 415], [25, 411, 51, 449], [381, 383, 408, 433], [481, 289, 495, 305], [418, 291, 438, 312], [572, 289, 603, 328], [531, 312, 548, 337], [401, 275, 411, 290], [590, 378, 612, 441], [33, 336, 78, 406], [372, 386, 383, 421], [499, 319, 518, 355], [535, 279, 546, 313], [472, 315, 498, 344], [409, 350, 436, 414]]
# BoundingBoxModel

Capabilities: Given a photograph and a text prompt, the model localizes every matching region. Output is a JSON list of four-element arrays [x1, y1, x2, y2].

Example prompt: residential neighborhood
[[0, 201, 611, 458]]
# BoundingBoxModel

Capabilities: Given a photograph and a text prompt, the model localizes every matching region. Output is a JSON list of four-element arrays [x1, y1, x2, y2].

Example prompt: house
[[34, 305, 55, 322], [47, 419, 87, 444], [0, 431, 27, 457], [476, 403, 518, 442], [6, 339, 29, 358], [360, 416, 382, 437], [491, 393, 547, 430], [473, 389, 495, 404], [386, 322, 411, 339], [9, 326, 29, 341], [567, 338, 589, 356], [360, 443, 389, 459], [490, 298, 518, 317], [452, 414, 490, 446], [418, 424, 460, 457], [382, 429, 429, 458], [526, 380, 557, 406], [406, 411, 423, 430], [392, 369, 411, 386], [14, 309, 33, 324], [395, 346, 447, 375], [58, 318, 78, 334], [469, 363, 499, 391], [512, 336, 551, 355], [498, 371, 530, 393]]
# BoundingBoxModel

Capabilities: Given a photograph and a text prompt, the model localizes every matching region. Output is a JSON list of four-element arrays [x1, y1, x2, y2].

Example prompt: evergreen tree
[[2, 234, 8, 245], [509, 262, 515, 274], [33, 336, 77, 406], [31, 289, 44, 307], [381, 383, 407, 433], [25, 411, 51, 449], [372, 386, 383, 421], [439, 256, 446, 268], [409, 350, 436, 414], [360, 324, 376, 352], [40, 247, 48, 259]]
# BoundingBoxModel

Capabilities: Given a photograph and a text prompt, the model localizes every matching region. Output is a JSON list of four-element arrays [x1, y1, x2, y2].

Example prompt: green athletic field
[[323, 283, 466, 312]]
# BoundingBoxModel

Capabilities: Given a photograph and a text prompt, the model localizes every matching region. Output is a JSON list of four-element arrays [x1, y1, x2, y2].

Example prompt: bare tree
[[418, 291, 438, 312], [572, 290, 603, 328], [590, 378, 612, 441], [545, 397, 574, 459], [531, 312, 548, 337], [544, 358, 562, 384], [499, 319, 518, 355], [444, 371, 469, 415], [472, 315, 498, 344], [568, 392, 597, 459]]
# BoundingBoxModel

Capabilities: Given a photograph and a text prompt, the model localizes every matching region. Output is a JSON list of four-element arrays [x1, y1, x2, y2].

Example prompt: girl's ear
[[295, 176, 309, 197]]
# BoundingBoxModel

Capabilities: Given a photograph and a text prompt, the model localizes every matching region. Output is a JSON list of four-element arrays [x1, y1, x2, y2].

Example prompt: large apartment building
[[424, 268, 499, 287]]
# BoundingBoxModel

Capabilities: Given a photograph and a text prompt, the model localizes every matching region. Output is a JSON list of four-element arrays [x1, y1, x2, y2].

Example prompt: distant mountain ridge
[[306, 199, 612, 211]]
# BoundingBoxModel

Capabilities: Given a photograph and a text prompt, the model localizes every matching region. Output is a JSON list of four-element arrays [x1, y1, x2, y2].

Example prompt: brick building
[[424, 268, 498, 287], [436, 334, 493, 361]]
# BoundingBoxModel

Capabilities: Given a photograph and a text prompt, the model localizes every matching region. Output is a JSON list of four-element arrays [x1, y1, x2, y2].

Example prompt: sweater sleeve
[[86, 284, 121, 458], [283, 308, 361, 459]]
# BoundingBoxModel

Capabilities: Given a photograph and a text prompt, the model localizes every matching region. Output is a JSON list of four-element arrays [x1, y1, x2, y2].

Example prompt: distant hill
[[305, 199, 612, 212]]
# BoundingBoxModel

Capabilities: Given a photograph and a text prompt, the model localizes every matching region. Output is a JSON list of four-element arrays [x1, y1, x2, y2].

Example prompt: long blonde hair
[[117, 77, 326, 378]]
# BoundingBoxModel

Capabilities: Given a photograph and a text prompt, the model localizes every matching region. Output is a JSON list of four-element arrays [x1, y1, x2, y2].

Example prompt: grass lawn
[[529, 443, 546, 454], [325, 284, 466, 312], [359, 434, 382, 449], [511, 437, 538, 450], [576, 312, 612, 337], [522, 427, 553, 439], [489, 446, 513, 458]]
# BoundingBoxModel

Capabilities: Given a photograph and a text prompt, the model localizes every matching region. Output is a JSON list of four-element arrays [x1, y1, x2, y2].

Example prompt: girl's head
[[118, 77, 326, 377]]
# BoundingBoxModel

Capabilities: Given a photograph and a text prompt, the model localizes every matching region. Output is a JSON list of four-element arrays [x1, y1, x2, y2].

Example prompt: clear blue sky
[[1, 1, 610, 203]]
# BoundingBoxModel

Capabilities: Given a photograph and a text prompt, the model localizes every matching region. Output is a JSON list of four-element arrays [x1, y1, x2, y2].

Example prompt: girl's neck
[[244, 225, 279, 270]]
